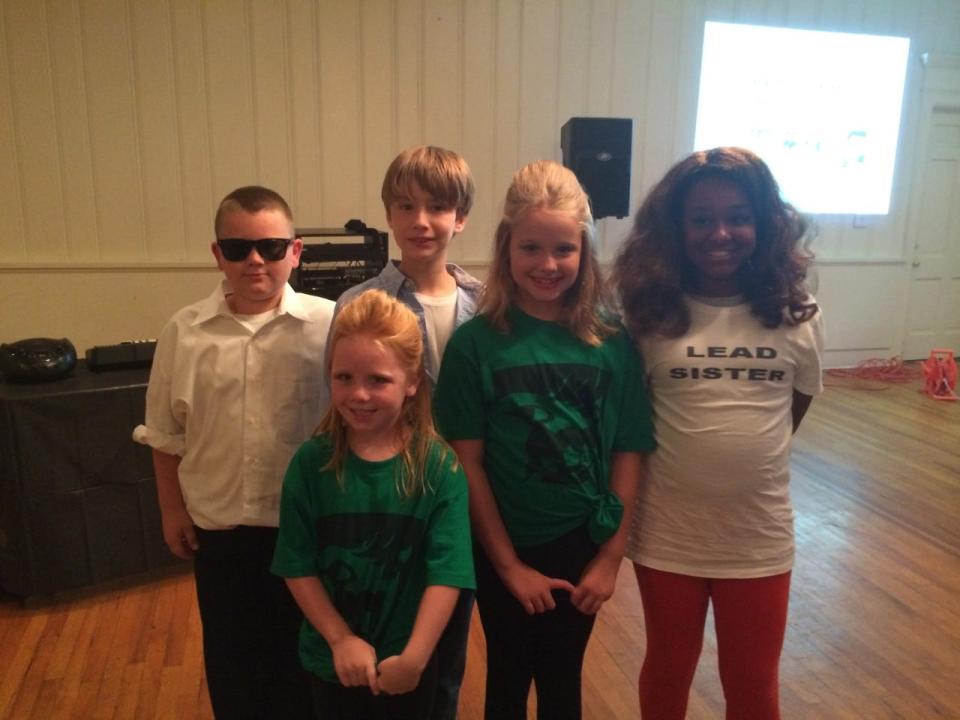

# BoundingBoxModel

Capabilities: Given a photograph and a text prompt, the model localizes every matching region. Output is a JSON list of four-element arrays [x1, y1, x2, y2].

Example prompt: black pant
[[430, 589, 474, 720], [193, 525, 313, 720], [475, 525, 598, 720], [309, 653, 439, 720]]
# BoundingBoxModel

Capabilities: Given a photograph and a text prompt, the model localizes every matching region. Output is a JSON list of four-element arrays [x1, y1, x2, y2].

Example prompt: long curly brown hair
[[613, 147, 818, 338]]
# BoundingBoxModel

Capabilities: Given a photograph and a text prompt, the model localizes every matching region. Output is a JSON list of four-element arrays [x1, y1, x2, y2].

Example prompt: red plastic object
[[921, 349, 958, 401]]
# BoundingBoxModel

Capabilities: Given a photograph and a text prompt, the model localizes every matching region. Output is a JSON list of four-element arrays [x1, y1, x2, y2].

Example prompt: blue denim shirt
[[332, 261, 483, 385]]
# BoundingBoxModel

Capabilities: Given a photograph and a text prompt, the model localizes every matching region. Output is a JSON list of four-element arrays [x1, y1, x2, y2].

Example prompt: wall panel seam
[[608, 0, 619, 117], [76, 0, 102, 259], [246, 0, 260, 182], [2, 3, 27, 257], [554, 1, 562, 153], [513, 0, 523, 165], [459, 0, 466, 150], [314, 1, 325, 218], [168, 0, 189, 259], [357, 1, 367, 208], [200, 3, 216, 214], [126, 0, 148, 260], [284, 2, 294, 202], [492, 0, 499, 173], [44, 0, 71, 259], [419, 0, 425, 141]]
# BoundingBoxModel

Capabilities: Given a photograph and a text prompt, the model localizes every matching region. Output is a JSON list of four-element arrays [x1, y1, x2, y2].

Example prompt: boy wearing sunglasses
[[134, 185, 333, 719]]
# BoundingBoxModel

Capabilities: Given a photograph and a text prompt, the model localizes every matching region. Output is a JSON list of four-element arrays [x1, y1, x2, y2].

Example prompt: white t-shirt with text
[[626, 295, 824, 578]]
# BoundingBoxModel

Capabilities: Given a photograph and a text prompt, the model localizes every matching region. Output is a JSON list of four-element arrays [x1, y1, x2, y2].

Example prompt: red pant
[[634, 564, 791, 720]]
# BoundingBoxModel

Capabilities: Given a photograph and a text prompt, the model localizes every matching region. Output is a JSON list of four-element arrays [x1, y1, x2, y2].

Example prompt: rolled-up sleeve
[[132, 321, 186, 456]]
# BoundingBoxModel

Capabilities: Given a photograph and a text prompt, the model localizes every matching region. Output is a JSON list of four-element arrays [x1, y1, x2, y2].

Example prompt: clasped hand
[[501, 561, 575, 614], [569, 552, 620, 615], [503, 555, 620, 616], [332, 636, 424, 696], [331, 635, 380, 693], [377, 654, 423, 695]]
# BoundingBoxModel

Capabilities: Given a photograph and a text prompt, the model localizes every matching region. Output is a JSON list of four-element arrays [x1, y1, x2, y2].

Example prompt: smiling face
[[681, 176, 757, 297], [329, 334, 419, 452], [508, 208, 583, 321], [212, 208, 301, 314], [386, 182, 466, 268]]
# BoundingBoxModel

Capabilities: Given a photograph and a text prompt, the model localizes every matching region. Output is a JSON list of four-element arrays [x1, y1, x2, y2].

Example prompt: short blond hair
[[381, 145, 475, 216]]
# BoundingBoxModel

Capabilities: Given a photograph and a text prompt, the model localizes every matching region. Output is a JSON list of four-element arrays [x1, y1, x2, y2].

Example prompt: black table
[[0, 363, 181, 598]]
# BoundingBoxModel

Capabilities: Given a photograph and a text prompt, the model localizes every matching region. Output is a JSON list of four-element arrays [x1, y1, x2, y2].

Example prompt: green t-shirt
[[434, 308, 656, 547], [271, 435, 475, 682]]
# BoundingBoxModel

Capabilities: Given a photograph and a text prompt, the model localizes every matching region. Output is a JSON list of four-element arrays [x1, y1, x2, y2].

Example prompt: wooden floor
[[2, 374, 958, 719]]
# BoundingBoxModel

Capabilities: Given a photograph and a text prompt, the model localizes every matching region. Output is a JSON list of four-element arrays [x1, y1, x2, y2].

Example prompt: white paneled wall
[[1, 0, 960, 357]]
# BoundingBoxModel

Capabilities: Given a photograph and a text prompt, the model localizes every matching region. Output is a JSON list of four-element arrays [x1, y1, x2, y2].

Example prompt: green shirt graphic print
[[271, 436, 474, 682], [434, 308, 656, 547]]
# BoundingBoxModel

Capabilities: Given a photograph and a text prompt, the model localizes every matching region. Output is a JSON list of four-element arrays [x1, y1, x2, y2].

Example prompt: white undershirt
[[415, 290, 458, 374], [233, 306, 282, 334]]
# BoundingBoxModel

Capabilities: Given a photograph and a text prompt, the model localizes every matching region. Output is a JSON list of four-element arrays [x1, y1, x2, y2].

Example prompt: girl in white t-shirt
[[613, 147, 825, 720]]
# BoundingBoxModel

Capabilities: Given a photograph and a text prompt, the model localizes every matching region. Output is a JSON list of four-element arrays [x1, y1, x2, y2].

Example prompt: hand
[[160, 506, 198, 559], [570, 552, 621, 615], [501, 561, 575, 614], [377, 653, 423, 695], [331, 635, 379, 693]]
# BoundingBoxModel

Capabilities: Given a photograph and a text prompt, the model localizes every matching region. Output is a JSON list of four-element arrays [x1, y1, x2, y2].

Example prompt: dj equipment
[[293, 219, 389, 300], [85, 339, 157, 372], [0, 337, 77, 383]]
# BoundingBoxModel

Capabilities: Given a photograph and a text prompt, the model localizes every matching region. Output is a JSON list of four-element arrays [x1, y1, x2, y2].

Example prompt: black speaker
[[561, 117, 632, 219]]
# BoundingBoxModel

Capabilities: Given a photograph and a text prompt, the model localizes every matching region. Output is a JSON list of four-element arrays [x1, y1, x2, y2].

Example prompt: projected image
[[694, 22, 910, 215]]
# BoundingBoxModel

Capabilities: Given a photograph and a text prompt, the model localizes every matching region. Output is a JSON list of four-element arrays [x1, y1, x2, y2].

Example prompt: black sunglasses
[[216, 237, 293, 262]]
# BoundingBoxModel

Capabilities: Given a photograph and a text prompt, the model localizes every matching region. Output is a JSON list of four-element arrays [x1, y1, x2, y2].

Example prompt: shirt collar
[[279, 283, 317, 322], [190, 281, 312, 326], [189, 281, 232, 325], [378, 261, 410, 293], [382, 259, 482, 294]]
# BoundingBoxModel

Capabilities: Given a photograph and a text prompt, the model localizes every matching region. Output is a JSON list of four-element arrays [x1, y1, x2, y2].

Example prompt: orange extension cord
[[824, 356, 921, 390]]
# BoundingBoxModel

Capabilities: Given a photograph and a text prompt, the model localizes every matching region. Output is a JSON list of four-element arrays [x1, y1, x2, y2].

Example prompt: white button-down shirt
[[133, 282, 334, 529]]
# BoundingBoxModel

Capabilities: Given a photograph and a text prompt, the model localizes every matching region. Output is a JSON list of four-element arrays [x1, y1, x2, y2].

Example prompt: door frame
[[899, 53, 960, 359]]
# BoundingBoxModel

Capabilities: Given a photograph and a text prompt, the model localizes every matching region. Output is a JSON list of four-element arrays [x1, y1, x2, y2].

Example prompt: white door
[[902, 105, 960, 360]]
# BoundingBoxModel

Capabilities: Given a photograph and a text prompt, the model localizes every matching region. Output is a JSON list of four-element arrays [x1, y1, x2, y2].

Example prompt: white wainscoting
[[2, 0, 959, 361]]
